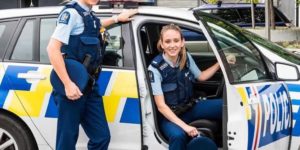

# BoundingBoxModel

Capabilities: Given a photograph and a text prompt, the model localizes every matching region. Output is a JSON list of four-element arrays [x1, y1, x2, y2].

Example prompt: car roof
[[0, 6, 197, 23], [197, 3, 265, 10]]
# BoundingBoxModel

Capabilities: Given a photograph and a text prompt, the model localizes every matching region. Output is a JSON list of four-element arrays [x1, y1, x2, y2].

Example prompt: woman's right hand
[[64, 81, 83, 100], [183, 125, 199, 137]]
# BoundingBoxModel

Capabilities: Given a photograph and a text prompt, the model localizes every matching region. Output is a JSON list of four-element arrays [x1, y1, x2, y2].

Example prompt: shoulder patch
[[59, 11, 71, 25], [148, 71, 155, 83]]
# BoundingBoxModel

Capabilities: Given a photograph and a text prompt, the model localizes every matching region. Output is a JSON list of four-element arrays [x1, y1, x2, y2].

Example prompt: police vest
[[60, 2, 104, 74], [151, 54, 194, 106]]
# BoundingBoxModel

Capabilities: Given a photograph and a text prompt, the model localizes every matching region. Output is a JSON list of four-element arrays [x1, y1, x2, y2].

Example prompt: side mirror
[[275, 62, 300, 81]]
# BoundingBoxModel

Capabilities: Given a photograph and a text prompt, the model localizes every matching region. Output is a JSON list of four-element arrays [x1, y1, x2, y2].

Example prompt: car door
[[4, 15, 142, 150], [247, 37, 300, 150], [193, 11, 292, 150], [1, 17, 55, 149], [277, 70, 300, 150], [0, 19, 20, 109]]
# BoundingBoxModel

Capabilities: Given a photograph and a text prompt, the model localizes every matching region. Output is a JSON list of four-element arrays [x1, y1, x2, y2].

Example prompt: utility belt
[[170, 98, 199, 116]]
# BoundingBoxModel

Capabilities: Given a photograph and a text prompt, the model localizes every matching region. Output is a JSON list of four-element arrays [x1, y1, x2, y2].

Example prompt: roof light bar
[[99, 0, 156, 9]]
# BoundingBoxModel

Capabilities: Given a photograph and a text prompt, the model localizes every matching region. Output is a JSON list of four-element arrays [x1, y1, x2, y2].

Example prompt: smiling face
[[160, 29, 185, 61]]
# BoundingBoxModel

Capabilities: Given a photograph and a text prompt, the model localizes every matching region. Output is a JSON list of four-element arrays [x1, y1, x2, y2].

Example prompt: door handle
[[18, 71, 46, 80]]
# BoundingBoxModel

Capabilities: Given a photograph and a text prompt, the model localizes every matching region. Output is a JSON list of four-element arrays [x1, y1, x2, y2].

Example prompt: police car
[[0, 0, 300, 150]]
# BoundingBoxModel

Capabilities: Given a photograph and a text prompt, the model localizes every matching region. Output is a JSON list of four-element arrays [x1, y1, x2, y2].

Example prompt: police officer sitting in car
[[148, 24, 236, 150]]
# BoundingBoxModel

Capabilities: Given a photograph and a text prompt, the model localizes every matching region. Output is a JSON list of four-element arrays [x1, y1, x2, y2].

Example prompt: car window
[[236, 8, 266, 24], [11, 19, 35, 61], [10, 16, 124, 67], [240, 29, 300, 65], [182, 28, 212, 53], [238, 7, 282, 24], [0, 21, 17, 55], [211, 9, 241, 24], [201, 15, 271, 83], [39, 18, 124, 66], [102, 24, 123, 67], [40, 18, 56, 63]]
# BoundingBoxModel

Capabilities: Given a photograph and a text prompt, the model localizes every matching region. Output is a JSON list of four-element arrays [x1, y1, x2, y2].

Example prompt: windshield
[[194, 12, 271, 83], [240, 29, 300, 65]]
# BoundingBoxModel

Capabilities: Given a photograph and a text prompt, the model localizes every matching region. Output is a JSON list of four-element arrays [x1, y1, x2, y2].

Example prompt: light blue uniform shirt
[[51, 0, 91, 44], [148, 52, 201, 95]]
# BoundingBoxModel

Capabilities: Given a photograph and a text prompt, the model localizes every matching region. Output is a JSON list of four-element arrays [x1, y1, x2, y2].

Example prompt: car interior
[[139, 22, 224, 147]]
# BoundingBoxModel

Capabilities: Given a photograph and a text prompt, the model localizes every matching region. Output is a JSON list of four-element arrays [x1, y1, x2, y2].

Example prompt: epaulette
[[151, 54, 169, 71], [151, 54, 164, 68]]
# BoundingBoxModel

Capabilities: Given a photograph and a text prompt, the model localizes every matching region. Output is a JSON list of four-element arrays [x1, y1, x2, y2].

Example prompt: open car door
[[193, 11, 293, 150]]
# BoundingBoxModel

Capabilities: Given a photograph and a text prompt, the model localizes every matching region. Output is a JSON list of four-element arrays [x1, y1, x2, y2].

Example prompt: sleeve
[[148, 65, 164, 96], [51, 9, 78, 45], [187, 52, 201, 79]]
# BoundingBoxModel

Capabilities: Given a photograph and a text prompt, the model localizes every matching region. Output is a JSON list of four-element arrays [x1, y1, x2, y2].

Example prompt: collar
[[162, 53, 179, 68], [74, 0, 91, 12]]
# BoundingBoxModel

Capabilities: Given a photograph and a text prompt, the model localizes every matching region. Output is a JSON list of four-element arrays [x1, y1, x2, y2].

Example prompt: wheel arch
[[0, 108, 38, 149]]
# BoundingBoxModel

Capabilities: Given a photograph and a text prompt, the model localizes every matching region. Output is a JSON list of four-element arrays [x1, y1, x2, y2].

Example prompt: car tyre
[[0, 113, 38, 150]]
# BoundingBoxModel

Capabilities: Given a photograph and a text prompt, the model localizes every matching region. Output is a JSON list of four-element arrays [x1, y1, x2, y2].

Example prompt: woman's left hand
[[183, 125, 199, 137], [117, 9, 138, 22], [226, 53, 236, 64]]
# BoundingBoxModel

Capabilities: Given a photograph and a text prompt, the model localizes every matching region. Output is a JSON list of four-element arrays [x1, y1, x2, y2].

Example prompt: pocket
[[161, 83, 177, 92], [79, 36, 100, 62], [162, 83, 178, 105], [80, 36, 99, 45]]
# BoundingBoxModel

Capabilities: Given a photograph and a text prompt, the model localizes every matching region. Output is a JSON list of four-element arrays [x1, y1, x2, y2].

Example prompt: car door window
[[102, 24, 124, 67], [201, 15, 271, 83], [236, 8, 266, 24], [0, 21, 17, 56], [40, 17, 124, 67], [11, 16, 124, 67], [11, 19, 35, 61], [254, 8, 266, 23], [40, 18, 56, 63], [182, 28, 211, 53]]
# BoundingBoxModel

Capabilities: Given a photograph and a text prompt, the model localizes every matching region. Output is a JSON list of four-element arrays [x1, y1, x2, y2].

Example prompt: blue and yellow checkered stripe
[[0, 65, 140, 124]]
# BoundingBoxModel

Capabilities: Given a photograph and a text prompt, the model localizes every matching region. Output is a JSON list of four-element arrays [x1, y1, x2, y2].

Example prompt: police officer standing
[[47, 0, 137, 150]]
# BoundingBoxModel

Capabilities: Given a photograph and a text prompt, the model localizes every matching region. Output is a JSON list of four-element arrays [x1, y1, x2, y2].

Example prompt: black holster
[[170, 99, 198, 116]]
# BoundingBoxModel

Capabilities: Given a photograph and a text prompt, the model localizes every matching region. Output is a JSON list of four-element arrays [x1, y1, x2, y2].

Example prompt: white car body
[[0, 4, 299, 150]]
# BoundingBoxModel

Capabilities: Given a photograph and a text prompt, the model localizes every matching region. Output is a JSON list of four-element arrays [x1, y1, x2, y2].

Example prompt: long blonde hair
[[157, 24, 187, 70]]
